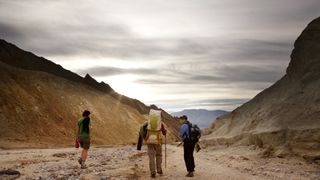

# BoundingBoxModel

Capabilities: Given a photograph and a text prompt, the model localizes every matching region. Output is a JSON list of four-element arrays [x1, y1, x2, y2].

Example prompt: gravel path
[[0, 145, 319, 179]]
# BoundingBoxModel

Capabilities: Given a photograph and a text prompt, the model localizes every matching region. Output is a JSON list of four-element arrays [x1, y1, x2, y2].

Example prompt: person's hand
[[75, 138, 80, 148]]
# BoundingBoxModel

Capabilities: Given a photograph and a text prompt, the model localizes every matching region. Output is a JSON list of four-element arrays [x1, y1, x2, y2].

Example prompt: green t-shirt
[[77, 117, 90, 137]]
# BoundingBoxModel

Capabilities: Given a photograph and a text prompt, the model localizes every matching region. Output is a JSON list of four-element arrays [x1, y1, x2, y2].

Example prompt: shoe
[[81, 163, 87, 169], [157, 170, 163, 175], [186, 172, 194, 177], [78, 158, 82, 165], [79, 158, 87, 169], [195, 143, 201, 152], [151, 173, 156, 178]]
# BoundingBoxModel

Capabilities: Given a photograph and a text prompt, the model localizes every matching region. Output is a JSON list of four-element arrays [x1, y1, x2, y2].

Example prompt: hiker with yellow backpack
[[137, 109, 167, 178]]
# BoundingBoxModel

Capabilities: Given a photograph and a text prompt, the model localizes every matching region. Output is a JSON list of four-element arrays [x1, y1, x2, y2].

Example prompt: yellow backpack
[[146, 109, 162, 144]]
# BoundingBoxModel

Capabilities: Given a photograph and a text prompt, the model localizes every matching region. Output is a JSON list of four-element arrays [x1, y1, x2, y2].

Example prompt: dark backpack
[[140, 122, 148, 140], [187, 122, 201, 142], [137, 122, 148, 150]]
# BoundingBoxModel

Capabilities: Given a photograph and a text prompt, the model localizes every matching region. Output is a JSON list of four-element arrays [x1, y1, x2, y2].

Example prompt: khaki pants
[[147, 144, 162, 174]]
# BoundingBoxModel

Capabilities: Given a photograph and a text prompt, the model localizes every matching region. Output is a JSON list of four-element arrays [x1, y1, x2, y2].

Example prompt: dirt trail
[[0, 145, 319, 179]]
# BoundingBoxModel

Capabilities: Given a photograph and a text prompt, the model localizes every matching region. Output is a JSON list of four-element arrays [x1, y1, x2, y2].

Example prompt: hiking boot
[[195, 143, 201, 152], [157, 170, 163, 175], [81, 163, 87, 169], [151, 173, 156, 178], [78, 158, 82, 165], [78, 158, 87, 169], [186, 171, 194, 177]]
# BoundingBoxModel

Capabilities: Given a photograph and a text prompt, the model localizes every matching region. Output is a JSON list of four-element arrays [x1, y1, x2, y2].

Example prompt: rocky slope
[[201, 17, 320, 158], [0, 39, 180, 148], [171, 109, 229, 129]]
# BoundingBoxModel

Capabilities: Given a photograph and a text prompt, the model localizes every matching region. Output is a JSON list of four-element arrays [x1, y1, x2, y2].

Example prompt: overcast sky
[[1, 0, 319, 112]]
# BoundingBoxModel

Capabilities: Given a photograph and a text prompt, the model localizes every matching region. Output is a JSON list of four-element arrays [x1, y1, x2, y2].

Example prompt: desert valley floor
[[0, 145, 319, 180]]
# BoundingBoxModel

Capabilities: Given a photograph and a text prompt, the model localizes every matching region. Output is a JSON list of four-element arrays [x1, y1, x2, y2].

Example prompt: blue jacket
[[179, 123, 189, 141]]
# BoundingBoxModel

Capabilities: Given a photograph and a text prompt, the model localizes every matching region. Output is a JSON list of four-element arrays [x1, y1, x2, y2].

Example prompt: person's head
[[82, 110, 91, 117], [179, 115, 188, 124]]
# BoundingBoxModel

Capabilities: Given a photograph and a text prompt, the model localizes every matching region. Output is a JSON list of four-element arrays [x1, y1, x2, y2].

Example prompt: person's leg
[[184, 140, 195, 177], [155, 144, 162, 174], [147, 144, 156, 177], [190, 142, 196, 172], [82, 149, 88, 161], [184, 141, 192, 172], [183, 141, 187, 171], [184, 140, 196, 177], [79, 137, 90, 168], [80, 148, 89, 169], [78, 137, 84, 165]]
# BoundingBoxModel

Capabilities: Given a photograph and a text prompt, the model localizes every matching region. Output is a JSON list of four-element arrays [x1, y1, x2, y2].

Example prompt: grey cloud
[[209, 39, 293, 63], [136, 64, 284, 85], [208, 0, 320, 30], [0, 22, 25, 40], [136, 78, 275, 92], [0, 0, 318, 62], [0, 15, 294, 64], [188, 75, 221, 82], [211, 65, 285, 83], [76, 66, 158, 77], [0, 23, 135, 57], [158, 98, 250, 107], [133, 79, 182, 85], [257, 1, 320, 24], [196, 98, 250, 106]]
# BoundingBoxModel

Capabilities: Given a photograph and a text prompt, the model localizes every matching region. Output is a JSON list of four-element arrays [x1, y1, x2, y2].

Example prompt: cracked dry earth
[[0, 145, 319, 180]]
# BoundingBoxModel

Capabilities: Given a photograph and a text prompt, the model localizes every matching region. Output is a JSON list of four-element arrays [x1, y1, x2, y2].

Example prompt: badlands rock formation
[[202, 17, 320, 158], [0, 39, 179, 148]]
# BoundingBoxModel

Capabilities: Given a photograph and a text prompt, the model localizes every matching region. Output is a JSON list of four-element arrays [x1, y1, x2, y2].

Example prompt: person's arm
[[179, 124, 188, 140], [76, 120, 80, 139], [161, 123, 167, 136], [75, 126, 79, 138]]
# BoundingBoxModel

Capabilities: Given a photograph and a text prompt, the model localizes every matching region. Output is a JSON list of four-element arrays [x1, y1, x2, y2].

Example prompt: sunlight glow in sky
[[1, 0, 320, 112]]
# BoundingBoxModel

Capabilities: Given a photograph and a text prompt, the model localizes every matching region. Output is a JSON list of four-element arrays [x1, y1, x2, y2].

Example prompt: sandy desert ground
[[0, 145, 319, 180]]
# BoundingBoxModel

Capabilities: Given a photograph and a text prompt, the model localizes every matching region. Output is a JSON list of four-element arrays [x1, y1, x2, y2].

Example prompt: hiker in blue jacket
[[179, 115, 196, 177]]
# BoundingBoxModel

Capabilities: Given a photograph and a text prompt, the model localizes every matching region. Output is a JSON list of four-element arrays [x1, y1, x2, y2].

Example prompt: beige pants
[[147, 144, 162, 174]]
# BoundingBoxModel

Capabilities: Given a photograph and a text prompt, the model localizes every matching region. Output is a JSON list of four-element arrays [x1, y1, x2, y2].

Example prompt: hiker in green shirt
[[76, 110, 91, 169]]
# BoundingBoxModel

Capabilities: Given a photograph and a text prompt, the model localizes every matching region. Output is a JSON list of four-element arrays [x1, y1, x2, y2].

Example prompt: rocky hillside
[[201, 17, 320, 158], [171, 109, 228, 129], [0, 39, 180, 148]]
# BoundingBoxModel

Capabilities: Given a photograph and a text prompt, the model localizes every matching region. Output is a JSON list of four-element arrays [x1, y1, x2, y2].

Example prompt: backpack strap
[[183, 121, 192, 140]]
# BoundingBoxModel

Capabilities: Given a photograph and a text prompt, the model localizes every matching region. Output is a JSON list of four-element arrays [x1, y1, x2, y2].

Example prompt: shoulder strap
[[187, 121, 192, 137]]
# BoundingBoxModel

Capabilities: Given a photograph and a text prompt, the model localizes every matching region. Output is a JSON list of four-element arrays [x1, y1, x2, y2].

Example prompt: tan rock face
[[0, 40, 180, 148], [202, 17, 320, 157]]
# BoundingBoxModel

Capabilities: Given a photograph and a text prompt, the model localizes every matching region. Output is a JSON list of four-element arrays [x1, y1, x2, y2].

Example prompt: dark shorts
[[78, 136, 90, 150]]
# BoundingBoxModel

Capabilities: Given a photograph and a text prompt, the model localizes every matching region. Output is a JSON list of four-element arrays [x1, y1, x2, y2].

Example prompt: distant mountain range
[[171, 109, 229, 129]]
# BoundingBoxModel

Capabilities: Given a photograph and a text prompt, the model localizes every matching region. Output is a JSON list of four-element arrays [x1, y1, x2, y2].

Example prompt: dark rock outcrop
[[287, 17, 320, 79], [0, 39, 113, 93]]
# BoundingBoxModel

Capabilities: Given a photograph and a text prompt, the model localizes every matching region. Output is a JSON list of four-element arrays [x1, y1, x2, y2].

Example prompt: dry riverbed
[[0, 145, 319, 179]]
